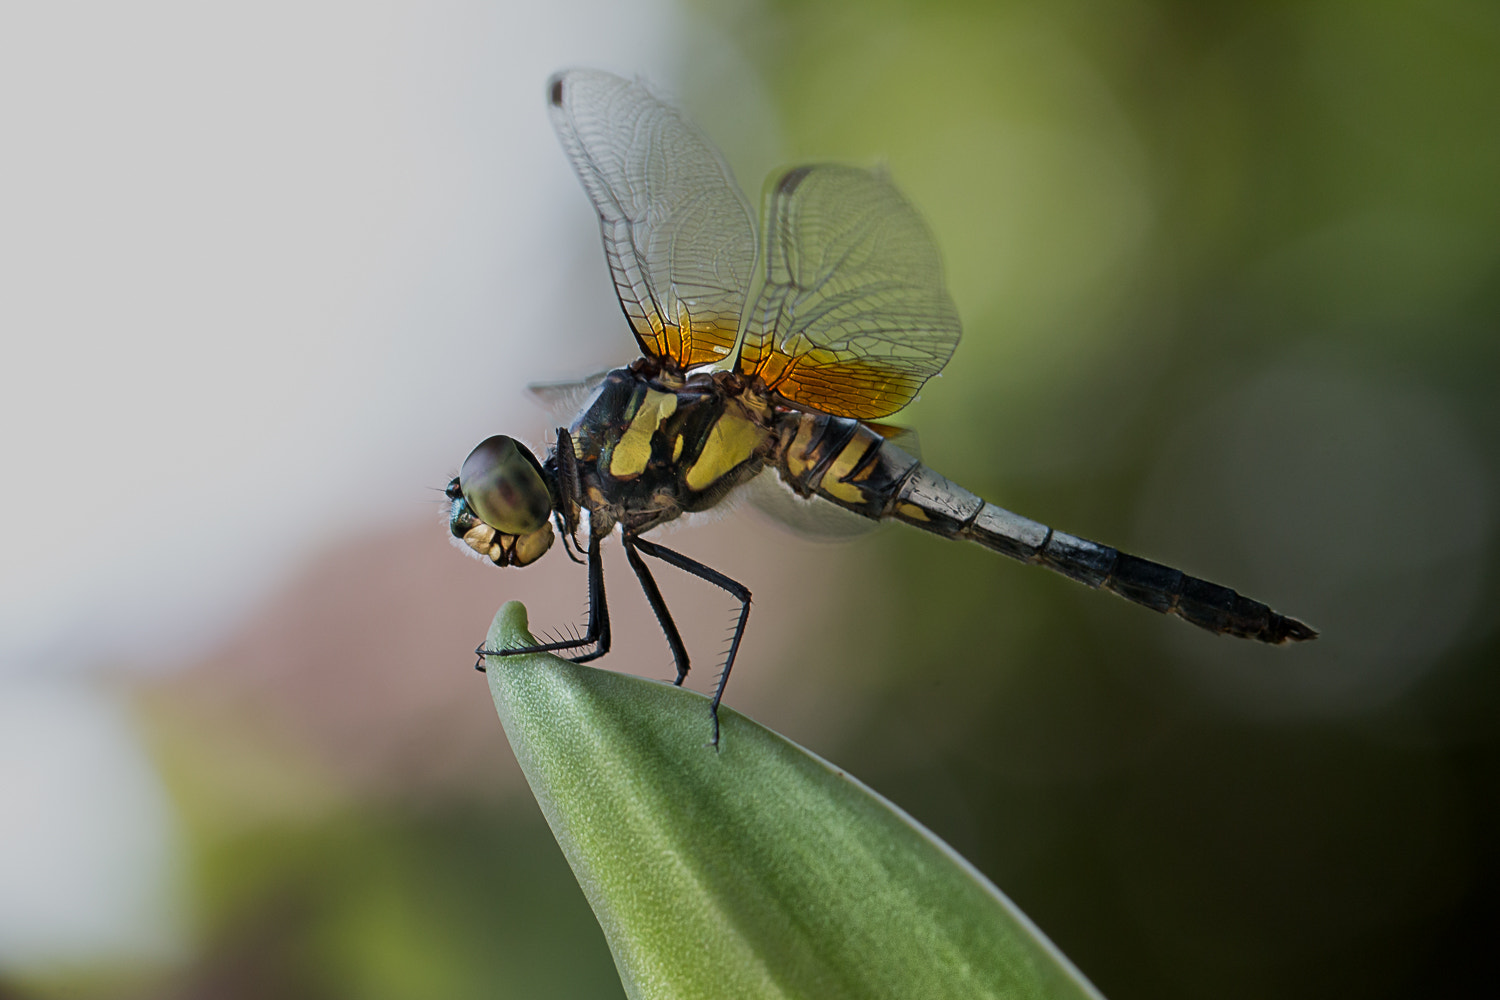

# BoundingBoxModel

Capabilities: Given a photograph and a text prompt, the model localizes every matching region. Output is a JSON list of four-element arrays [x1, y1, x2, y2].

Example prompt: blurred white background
[[0, 0, 711, 969]]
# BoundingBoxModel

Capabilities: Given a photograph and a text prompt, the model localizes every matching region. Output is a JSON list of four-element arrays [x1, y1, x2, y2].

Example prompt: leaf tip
[[487, 600, 535, 651]]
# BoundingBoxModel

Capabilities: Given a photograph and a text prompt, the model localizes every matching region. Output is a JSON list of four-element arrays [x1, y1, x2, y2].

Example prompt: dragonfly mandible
[[446, 70, 1317, 743]]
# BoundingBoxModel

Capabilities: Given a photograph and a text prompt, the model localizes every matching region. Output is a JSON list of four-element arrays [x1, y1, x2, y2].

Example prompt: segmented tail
[[775, 411, 1317, 644]]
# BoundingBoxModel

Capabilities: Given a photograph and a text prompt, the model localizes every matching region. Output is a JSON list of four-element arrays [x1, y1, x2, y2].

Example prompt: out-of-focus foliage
[[680, 1, 1499, 999]]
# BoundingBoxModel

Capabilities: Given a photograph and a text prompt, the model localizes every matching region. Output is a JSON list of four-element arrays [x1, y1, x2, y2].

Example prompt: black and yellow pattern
[[567, 368, 775, 536], [450, 70, 1316, 748], [769, 404, 1315, 644], [556, 361, 1315, 645]]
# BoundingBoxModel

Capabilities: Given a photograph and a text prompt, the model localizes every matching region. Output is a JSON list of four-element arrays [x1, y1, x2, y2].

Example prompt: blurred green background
[[5, 1, 1496, 998]]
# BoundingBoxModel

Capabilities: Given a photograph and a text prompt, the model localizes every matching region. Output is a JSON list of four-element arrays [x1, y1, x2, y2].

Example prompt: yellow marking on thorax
[[609, 390, 677, 479], [686, 412, 766, 492], [672, 434, 684, 461]]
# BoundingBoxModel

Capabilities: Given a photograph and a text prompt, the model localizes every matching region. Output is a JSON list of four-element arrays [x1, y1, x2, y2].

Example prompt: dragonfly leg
[[622, 534, 691, 686], [553, 427, 588, 558], [629, 537, 751, 747], [474, 532, 611, 669], [555, 510, 586, 565]]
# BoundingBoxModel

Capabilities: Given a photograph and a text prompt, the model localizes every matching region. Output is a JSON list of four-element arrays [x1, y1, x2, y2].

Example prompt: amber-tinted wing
[[736, 165, 961, 419], [547, 70, 756, 371]]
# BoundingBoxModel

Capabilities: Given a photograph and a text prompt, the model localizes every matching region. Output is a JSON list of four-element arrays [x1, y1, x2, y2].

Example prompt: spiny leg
[[474, 532, 611, 670], [630, 536, 751, 747], [622, 534, 691, 686]]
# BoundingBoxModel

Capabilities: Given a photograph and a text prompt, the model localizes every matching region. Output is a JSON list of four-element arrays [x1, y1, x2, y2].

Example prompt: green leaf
[[483, 601, 1105, 1000]]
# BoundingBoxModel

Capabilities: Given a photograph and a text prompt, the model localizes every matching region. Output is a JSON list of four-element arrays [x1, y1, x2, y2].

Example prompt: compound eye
[[459, 436, 552, 535]]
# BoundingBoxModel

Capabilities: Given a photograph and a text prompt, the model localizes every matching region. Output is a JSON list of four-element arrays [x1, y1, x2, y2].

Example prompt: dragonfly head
[[446, 435, 555, 567]]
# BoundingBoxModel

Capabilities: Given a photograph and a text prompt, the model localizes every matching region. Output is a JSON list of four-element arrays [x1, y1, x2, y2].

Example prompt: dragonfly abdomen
[[901, 465, 1316, 644], [775, 410, 1315, 644], [776, 412, 921, 519]]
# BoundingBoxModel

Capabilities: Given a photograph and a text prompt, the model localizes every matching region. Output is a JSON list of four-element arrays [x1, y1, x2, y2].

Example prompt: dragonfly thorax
[[567, 366, 777, 537]]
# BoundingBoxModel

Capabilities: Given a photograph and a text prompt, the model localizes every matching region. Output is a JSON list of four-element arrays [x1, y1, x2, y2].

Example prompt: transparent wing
[[739, 421, 918, 540], [526, 371, 613, 425], [548, 70, 757, 371], [864, 422, 921, 460], [738, 467, 879, 541], [736, 165, 961, 419]]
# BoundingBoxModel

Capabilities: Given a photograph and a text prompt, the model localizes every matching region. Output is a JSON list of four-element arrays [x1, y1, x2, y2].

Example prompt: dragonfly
[[447, 69, 1317, 743]]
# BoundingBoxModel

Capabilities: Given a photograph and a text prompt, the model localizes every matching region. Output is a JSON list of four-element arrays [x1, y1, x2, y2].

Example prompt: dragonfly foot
[[706, 703, 721, 751]]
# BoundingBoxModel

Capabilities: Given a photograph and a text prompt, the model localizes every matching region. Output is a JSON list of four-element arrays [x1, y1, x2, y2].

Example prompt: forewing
[[548, 70, 757, 370], [737, 165, 961, 419]]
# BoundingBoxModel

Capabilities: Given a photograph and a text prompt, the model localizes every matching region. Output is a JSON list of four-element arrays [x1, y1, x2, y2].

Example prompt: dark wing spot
[[549, 75, 565, 107]]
